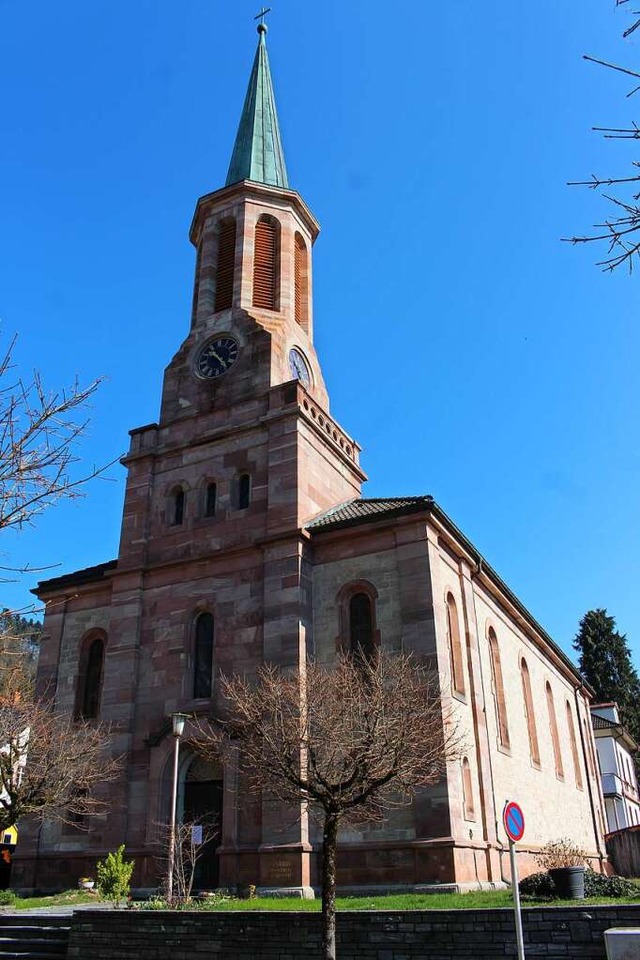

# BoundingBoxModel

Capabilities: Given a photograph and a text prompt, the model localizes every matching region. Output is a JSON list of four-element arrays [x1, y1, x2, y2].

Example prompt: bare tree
[[154, 815, 219, 903], [0, 681, 120, 832], [197, 652, 463, 960], [0, 334, 105, 541], [565, 0, 640, 271]]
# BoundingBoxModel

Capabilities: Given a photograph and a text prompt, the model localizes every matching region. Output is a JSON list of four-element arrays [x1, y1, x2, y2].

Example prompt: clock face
[[196, 336, 239, 379], [289, 348, 311, 387]]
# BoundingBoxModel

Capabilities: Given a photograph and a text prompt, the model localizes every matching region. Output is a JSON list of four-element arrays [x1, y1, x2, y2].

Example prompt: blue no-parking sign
[[503, 801, 525, 843], [503, 800, 527, 960]]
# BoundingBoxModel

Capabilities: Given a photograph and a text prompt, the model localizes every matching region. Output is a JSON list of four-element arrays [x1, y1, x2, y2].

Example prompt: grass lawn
[[205, 890, 640, 911], [4, 890, 101, 910], [2, 888, 640, 912]]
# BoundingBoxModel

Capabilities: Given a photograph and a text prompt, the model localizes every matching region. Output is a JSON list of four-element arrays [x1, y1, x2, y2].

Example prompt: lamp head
[[171, 712, 190, 738]]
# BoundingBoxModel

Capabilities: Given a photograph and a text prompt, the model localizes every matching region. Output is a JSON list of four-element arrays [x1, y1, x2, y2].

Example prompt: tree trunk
[[321, 811, 339, 960]]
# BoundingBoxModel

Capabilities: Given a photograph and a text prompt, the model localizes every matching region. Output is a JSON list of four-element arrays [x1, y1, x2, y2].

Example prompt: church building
[[14, 23, 608, 894]]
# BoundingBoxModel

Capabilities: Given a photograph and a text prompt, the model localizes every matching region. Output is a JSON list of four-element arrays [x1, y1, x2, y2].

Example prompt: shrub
[[535, 838, 587, 870], [519, 871, 557, 899], [96, 845, 134, 907], [520, 867, 639, 900], [583, 869, 638, 898], [0, 889, 17, 906]]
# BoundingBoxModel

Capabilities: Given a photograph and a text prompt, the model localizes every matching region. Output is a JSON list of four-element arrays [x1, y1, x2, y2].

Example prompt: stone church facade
[[14, 25, 608, 894]]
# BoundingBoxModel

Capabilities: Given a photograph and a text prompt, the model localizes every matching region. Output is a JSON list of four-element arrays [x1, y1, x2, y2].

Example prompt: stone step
[[0, 921, 69, 960], [0, 938, 67, 950], [0, 930, 69, 941]]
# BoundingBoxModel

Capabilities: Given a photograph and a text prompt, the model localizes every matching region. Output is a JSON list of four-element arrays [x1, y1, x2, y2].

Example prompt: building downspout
[[575, 684, 606, 871]]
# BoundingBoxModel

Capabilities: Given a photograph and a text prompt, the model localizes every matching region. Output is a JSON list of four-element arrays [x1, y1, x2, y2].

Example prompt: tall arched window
[[349, 593, 375, 661], [488, 627, 510, 749], [205, 482, 217, 518], [565, 700, 583, 789], [253, 215, 280, 310], [294, 232, 310, 330], [171, 487, 185, 526], [545, 682, 564, 779], [445, 592, 465, 697], [75, 632, 106, 720], [214, 218, 236, 312], [337, 581, 380, 659], [462, 757, 475, 820], [237, 474, 251, 510], [193, 612, 214, 699], [520, 658, 540, 766]]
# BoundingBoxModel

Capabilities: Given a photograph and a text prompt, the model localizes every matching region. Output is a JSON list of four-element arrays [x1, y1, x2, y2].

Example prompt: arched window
[[214, 218, 236, 312], [337, 581, 380, 659], [546, 682, 564, 780], [253, 215, 280, 310], [445, 592, 465, 697], [349, 593, 375, 661], [566, 700, 583, 789], [75, 633, 106, 720], [237, 474, 251, 510], [172, 487, 185, 526], [488, 627, 510, 750], [193, 612, 214, 699], [520, 658, 540, 766], [205, 482, 217, 518], [462, 757, 475, 820], [294, 232, 310, 330]]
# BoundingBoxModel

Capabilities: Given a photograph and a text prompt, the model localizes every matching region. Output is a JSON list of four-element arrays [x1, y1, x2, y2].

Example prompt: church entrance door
[[183, 776, 223, 891]]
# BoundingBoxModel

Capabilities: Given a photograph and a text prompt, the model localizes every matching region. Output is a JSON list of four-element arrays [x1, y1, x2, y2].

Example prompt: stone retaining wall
[[66, 905, 640, 959]]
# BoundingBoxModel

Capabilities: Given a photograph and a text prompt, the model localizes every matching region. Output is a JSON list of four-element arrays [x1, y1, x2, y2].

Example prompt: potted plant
[[535, 838, 587, 899]]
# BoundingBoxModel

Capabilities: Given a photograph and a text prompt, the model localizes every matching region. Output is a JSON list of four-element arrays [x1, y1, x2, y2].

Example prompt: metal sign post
[[503, 801, 526, 960]]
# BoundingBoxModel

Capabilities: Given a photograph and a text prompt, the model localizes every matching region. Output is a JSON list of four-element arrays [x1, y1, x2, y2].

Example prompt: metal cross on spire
[[254, 7, 272, 26]]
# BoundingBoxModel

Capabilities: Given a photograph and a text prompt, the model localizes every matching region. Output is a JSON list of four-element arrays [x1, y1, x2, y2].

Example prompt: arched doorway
[[181, 756, 223, 891]]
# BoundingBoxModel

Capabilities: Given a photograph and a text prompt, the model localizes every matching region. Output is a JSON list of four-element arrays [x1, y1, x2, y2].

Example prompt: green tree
[[573, 609, 640, 741], [0, 610, 42, 696], [96, 846, 135, 907]]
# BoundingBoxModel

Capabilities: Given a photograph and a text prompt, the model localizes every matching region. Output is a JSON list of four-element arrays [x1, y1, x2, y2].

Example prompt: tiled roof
[[306, 497, 434, 532], [592, 714, 617, 731], [33, 560, 118, 595]]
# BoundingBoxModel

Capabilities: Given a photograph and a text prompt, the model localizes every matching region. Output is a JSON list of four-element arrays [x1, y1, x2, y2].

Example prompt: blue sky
[[0, 1, 638, 665]]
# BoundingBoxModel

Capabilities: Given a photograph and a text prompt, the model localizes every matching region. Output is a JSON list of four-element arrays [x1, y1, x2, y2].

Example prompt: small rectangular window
[[205, 483, 217, 517]]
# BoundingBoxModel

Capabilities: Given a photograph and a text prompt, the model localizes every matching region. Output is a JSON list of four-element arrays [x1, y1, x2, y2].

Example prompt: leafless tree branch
[[569, 6, 640, 271], [0, 334, 115, 533], [195, 652, 463, 960]]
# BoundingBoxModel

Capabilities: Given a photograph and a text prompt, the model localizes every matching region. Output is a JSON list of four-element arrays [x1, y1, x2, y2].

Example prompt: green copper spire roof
[[226, 24, 289, 189]]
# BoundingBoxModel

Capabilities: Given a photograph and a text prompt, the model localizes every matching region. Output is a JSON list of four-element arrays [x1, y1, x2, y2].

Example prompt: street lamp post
[[167, 712, 189, 902]]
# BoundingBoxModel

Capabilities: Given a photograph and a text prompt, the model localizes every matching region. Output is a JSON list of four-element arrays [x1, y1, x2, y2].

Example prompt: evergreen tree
[[573, 609, 640, 743]]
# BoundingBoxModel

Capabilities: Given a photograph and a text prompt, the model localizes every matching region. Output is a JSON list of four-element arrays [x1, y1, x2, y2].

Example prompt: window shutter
[[253, 217, 278, 309], [215, 219, 236, 312], [294, 233, 309, 327]]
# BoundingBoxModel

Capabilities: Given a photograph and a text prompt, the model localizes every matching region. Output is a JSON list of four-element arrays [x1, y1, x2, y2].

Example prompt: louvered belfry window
[[253, 216, 279, 309], [214, 218, 236, 312], [294, 233, 309, 327]]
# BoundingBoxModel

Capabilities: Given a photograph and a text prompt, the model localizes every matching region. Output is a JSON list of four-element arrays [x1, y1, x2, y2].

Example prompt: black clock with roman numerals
[[196, 336, 239, 379]]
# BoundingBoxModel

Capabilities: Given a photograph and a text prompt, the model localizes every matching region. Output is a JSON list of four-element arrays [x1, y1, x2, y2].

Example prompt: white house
[[591, 703, 640, 833]]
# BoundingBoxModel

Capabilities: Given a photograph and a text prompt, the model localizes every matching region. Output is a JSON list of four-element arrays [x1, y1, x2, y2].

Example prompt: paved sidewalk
[[0, 902, 115, 916]]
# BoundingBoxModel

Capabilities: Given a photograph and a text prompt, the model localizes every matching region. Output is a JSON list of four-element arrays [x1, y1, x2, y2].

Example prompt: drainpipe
[[575, 684, 605, 870]]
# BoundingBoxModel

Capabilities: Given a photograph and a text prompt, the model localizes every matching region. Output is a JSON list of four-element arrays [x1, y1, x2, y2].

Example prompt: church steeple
[[225, 22, 289, 189]]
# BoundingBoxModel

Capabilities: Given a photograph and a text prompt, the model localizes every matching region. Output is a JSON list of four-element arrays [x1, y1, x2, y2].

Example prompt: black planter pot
[[550, 866, 585, 899]]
